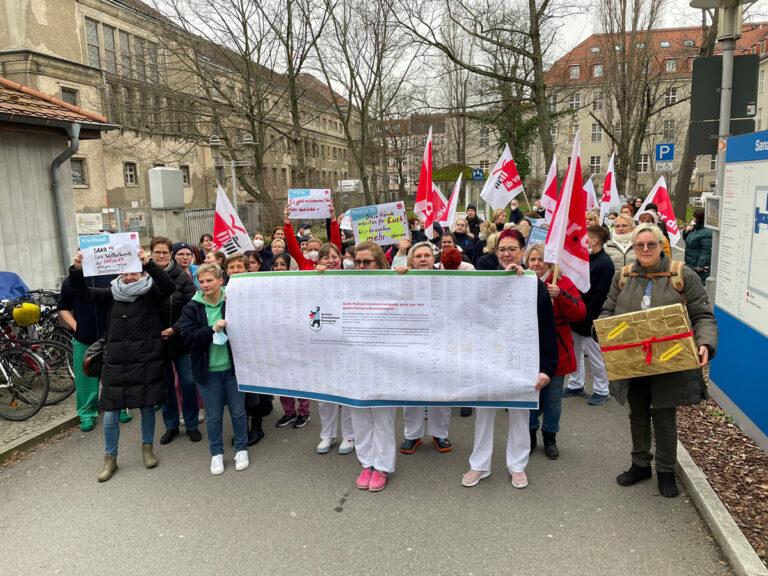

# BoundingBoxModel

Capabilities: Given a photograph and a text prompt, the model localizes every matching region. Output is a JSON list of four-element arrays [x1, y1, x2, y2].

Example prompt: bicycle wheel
[[26, 340, 75, 405], [0, 348, 50, 421]]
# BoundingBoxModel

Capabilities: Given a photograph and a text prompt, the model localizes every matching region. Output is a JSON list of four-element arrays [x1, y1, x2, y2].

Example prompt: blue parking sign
[[655, 143, 675, 162], [472, 168, 484, 181]]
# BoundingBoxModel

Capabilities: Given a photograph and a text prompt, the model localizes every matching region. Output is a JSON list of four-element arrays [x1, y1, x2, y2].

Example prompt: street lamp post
[[208, 134, 257, 211]]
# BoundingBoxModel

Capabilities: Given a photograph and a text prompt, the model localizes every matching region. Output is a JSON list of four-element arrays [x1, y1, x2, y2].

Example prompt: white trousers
[[403, 407, 451, 440], [567, 333, 610, 395], [318, 402, 354, 441], [468, 408, 530, 474], [350, 407, 396, 473]]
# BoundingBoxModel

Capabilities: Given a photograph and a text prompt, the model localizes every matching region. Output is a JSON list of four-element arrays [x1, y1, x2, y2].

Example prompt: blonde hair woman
[[491, 208, 507, 231]]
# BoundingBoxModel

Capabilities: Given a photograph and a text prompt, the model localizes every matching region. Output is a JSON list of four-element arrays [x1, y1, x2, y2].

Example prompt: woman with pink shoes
[[461, 229, 559, 489]]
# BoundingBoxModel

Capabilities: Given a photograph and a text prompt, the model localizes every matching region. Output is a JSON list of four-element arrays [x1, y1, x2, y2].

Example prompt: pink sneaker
[[511, 471, 528, 489], [356, 467, 373, 489], [368, 469, 388, 492]]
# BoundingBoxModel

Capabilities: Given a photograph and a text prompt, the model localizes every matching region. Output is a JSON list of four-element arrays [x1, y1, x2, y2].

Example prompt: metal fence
[[184, 204, 265, 245]]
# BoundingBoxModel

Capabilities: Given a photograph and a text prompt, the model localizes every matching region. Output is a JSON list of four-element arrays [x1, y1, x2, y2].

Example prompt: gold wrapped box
[[593, 304, 699, 380]]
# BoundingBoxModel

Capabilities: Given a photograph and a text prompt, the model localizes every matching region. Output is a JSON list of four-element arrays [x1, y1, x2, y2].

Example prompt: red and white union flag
[[480, 144, 524, 210], [213, 184, 254, 255], [637, 176, 681, 244]]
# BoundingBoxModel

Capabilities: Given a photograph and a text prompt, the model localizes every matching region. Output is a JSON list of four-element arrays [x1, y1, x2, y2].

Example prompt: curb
[[0, 413, 79, 465], [677, 440, 768, 576]]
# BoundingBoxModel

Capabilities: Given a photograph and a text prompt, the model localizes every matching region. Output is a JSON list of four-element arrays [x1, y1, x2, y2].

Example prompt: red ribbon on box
[[600, 330, 693, 365]]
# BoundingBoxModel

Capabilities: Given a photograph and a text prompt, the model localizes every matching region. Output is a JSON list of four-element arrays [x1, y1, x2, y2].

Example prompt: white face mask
[[253, 239, 264, 250], [306, 250, 319, 262], [479, 232, 486, 241], [413, 224, 421, 232], [343, 259, 355, 269]]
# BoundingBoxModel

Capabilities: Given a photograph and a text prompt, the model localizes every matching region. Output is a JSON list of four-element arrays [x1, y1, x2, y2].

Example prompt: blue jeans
[[530, 375, 565, 434], [104, 407, 156, 456], [197, 368, 248, 456], [161, 355, 200, 432]]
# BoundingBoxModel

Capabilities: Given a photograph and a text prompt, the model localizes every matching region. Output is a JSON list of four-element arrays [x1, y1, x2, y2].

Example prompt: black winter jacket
[[162, 262, 197, 357], [571, 249, 615, 336], [180, 299, 234, 387], [466, 215, 483, 238], [69, 261, 175, 411], [476, 252, 499, 270]]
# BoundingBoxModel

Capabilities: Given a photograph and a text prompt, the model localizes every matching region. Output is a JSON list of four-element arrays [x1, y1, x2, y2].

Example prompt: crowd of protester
[[61, 197, 716, 499]]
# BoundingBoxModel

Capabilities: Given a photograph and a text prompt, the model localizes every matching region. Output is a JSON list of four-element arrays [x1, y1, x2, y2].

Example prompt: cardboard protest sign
[[79, 232, 141, 277], [288, 189, 332, 219], [348, 201, 410, 247]]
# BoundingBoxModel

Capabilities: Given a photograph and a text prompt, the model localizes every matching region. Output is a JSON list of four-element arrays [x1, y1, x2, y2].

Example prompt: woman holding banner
[[69, 249, 175, 482], [525, 243, 586, 459], [599, 224, 717, 497], [350, 241, 398, 492], [462, 229, 558, 489]]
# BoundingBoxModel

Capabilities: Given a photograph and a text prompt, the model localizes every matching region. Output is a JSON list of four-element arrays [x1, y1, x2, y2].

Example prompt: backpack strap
[[617, 260, 685, 294], [618, 264, 635, 291], [667, 259, 686, 293]]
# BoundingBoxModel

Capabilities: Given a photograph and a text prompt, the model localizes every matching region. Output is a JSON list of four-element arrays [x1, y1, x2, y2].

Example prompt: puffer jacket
[[682, 224, 713, 282], [604, 235, 637, 271], [598, 254, 718, 409], [69, 261, 175, 411]]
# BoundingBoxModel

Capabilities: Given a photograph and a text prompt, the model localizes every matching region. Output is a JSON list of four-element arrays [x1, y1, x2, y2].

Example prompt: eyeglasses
[[152, 250, 170, 256], [497, 246, 520, 254], [354, 258, 376, 268], [634, 242, 659, 251]]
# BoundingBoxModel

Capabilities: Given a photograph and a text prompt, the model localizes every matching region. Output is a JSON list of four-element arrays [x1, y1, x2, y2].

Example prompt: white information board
[[225, 271, 540, 408], [716, 132, 768, 338]]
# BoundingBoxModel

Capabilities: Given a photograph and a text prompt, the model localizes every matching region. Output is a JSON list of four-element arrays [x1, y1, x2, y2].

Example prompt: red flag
[[637, 176, 681, 244], [541, 156, 558, 224], [544, 133, 590, 292], [414, 127, 435, 236], [599, 152, 621, 224]]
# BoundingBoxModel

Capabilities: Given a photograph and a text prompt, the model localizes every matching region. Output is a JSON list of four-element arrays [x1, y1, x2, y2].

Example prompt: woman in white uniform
[[461, 229, 559, 489]]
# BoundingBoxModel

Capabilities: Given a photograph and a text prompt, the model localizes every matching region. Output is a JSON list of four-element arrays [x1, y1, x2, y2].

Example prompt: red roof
[[0, 76, 108, 125], [547, 23, 768, 85]]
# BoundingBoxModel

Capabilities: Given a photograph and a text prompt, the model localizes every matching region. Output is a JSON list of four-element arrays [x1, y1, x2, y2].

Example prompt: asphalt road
[[0, 393, 728, 576]]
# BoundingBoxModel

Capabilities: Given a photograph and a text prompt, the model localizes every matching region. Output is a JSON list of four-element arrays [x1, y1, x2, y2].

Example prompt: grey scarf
[[111, 274, 154, 302]]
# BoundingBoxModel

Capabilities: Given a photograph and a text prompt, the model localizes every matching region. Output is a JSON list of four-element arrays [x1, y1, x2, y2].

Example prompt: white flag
[[584, 176, 598, 211], [439, 173, 462, 230], [213, 184, 255, 255], [599, 153, 621, 225], [541, 156, 558, 224], [480, 144, 524, 210]]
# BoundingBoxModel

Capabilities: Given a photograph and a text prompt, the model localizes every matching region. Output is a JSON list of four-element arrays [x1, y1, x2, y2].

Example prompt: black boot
[[616, 464, 652, 486], [529, 429, 537, 450], [657, 470, 680, 497], [542, 432, 559, 460], [247, 415, 265, 447]]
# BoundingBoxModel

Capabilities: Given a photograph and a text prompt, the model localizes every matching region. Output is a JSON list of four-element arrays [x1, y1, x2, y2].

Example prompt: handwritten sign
[[348, 201, 410, 247], [288, 189, 332, 219], [339, 212, 353, 231], [79, 233, 141, 277]]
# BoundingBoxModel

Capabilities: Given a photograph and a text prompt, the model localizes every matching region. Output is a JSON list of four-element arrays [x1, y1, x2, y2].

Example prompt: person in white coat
[[350, 242, 398, 492], [397, 242, 453, 454]]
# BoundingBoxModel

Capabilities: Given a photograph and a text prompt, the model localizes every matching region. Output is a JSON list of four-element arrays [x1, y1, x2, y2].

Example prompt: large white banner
[[226, 271, 540, 408]]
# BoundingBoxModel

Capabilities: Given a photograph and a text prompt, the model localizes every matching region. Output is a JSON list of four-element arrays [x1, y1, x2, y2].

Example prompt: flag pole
[[521, 190, 533, 213]]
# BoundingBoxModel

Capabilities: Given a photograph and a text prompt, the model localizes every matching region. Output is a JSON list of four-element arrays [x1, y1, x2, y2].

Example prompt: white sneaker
[[198, 409, 205, 424], [210, 454, 224, 475], [180, 416, 185, 427], [316, 438, 335, 454], [338, 439, 355, 454], [234, 450, 249, 471]]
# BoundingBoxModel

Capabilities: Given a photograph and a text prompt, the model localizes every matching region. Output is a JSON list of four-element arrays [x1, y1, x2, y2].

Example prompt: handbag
[[82, 338, 105, 378]]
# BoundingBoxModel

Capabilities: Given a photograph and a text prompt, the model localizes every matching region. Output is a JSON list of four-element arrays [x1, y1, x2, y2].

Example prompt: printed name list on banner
[[348, 201, 410, 247], [226, 271, 540, 408], [288, 189, 332, 219], [78, 233, 141, 277]]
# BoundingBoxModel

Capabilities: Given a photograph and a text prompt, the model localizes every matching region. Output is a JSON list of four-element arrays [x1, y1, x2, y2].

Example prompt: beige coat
[[598, 254, 718, 409]]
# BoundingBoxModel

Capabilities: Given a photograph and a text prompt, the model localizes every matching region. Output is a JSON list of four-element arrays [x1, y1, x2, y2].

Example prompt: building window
[[710, 155, 717, 171], [637, 154, 650, 173], [569, 65, 580, 79], [663, 119, 675, 140], [665, 59, 677, 72], [134, 37, 146, 81], [119, 30, 131, 76], [103, 25, 117, 73], [589, 156, 601, 175], [590, 46, 600, 53], [636, 42, 646, 49], [550, 125, 557, 140], [568, 122, 577, 139], [124, 162, 138, 186], [683, 39, 695, 47], [592, 90, 604, 111], [568, 91, 581, 110], [660, 41, 671, 48], [591, 123, 603, 142], [664, 88, 678, 105], [759, 69, 765, 94], [215, 165, 225, 183], [479, 126, 490, 147], [60, 87, 78, 106], [71, 158, 87, 186], [593, 63, 603, 78], [85, 18, 101, 68], [147, 42, 159, 83], [758, 107, 763, 131], [547, 94, 556, 113], [180, 165, 190, 186]]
